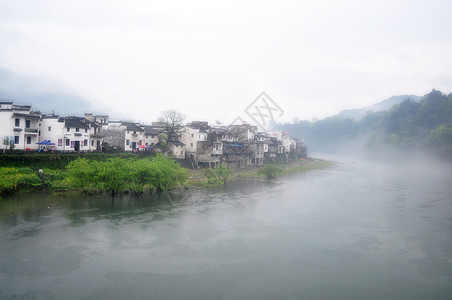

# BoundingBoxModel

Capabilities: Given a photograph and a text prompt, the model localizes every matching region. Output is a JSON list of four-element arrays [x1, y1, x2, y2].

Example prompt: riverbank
[[1, 157, 333, 199], [187, 158, 334, 186]]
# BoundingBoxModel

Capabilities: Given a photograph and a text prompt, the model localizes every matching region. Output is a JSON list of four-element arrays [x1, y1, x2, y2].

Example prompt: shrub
[[258, 164, 282, 179]]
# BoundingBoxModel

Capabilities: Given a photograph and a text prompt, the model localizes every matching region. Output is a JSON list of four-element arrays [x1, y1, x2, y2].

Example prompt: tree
[[258, 164, 282, 179], [158, 110, 185, 145], [101, 127, 126, 151], [66, 158, 96, 194]]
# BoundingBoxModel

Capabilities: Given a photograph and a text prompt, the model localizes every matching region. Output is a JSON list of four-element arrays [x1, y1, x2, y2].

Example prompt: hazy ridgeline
[[276, 90, 452, 161]]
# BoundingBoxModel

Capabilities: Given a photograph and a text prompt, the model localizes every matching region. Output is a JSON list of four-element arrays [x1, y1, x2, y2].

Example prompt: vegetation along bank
[[0, 153, 332, 199]]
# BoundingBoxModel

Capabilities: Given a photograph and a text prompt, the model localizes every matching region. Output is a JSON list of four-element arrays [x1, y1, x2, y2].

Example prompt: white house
[[0, 101, 41, 151], [180, 123, 208, 160], [144, 126, 160, 147], [39, 116, 93, 152], [123, 122, 145, 151]]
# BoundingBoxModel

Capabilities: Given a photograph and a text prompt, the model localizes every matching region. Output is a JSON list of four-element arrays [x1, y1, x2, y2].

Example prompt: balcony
[[24, 128, 38, 133]]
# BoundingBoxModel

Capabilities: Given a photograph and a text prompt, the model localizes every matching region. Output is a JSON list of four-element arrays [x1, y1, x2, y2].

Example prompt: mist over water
[[0, 156, 451, 299]]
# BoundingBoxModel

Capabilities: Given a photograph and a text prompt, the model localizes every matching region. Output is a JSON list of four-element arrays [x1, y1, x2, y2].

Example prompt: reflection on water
[[0, 159, 451, 299]]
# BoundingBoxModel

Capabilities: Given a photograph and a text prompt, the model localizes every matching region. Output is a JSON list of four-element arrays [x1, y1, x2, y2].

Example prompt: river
[[1, 157, 451, 299]]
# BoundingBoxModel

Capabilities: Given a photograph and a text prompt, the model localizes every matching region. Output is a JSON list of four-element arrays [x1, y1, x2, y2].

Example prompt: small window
[[48, 126, 51, 131], [191, 143, 193, 147], [27, 136, 31, 144], [85, 128, 88, 133], [26, 120, 31, 128], [91, 140, 94, 146], [76, 128, 79, 132], [66, 139, 70, 146], [67, 127, 70, 132], [39, 131, 41, 137], [181, 151, 183, 155], [133, 131, 136, 134], [14, 136, 19, 144], [126, 139, 129, 146], [15, 119, 20, 127], [191, 134, 194, 138], [84, 139, 88, 146]]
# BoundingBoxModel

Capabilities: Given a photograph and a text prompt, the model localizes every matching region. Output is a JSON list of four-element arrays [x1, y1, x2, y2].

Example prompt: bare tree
[[158, 110, 185, 144], [102, 127, 125, 151]]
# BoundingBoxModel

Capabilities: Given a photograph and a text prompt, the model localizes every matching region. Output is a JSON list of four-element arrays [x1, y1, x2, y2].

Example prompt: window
[[14, 136, 19, 144], [126, 139, 129, 146], [38, 131, 41, 137], [91, 140, 94, 146], [191, 134, 194, 138], [76, 128, 79, 132], [133, 131, 136, 134], [15, 119, 20, 127], [84, 139, 88, 146], [27, 136, 31, 144], [48, 126, 51, 131], [191, 143, 193, 147], [85, 129, 88, 133], [67, 127, 70, 132], [66, 139, 70, 146], [181, 151, 183, 155], [26, 120, 31, 128]]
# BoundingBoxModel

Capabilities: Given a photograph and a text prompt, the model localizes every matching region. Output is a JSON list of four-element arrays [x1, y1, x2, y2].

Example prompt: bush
[[258, 164, 282, 179]]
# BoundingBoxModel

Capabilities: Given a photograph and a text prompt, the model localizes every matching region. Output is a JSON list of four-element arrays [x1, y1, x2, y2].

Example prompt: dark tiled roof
[[144, 126, 161, 135], [65, 117, 90, 129], [123, 122, 144, 132], [170, 141, 185, 146], [12, 113, 41, 119]]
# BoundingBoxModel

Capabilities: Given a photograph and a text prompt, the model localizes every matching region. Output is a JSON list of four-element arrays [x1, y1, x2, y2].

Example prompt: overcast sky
[[0, 0, 451, 125]]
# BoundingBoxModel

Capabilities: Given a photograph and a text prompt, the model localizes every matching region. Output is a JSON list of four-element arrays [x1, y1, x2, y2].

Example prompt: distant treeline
[[276, 90, 452, 159]]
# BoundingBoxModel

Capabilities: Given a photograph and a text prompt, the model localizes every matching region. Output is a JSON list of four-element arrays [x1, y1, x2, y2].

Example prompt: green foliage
[[276, 89, 452, 159], [258, 164, 282, 179], [214, 166, 234, 184], [0, 167, 43, 198], [203, 166, 234, 185], [64, 154, 188, 196], [66, 158, 96, 194], [147, 154, 188, 191], [94, 158, 130, 196]]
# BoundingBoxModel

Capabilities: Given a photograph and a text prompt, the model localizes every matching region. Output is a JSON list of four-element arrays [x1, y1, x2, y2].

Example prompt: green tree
[[213, 166, 234, 184], [258, 164, 282, 179], [66, 158, 96, 194], [95, 158, 130, 196]]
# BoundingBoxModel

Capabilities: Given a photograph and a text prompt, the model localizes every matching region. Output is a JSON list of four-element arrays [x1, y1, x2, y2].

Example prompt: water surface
[[1, 158, 451, 299]]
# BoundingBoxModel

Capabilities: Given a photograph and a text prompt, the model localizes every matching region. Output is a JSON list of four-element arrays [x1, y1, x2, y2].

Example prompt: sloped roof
[[12, 113, 40, 120], [169, 141, 185, 146], [122, 122, 144, 132], [65, 117, 90, 129], [144, 125, 161, 135]]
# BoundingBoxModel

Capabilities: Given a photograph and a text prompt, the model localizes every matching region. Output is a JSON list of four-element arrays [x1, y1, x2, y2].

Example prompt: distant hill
[[0, 67, 93, 115], [276, 90, 452, 160], [337, 95, 422, 120]]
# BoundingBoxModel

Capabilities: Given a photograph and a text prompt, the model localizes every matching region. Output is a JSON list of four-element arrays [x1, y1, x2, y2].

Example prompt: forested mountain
[[276, 90, 452, 159], [337, 95, 421, 120]]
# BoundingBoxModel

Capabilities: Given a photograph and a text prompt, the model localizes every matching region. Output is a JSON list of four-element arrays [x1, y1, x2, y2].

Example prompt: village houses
[[1, 101, 307, 165]]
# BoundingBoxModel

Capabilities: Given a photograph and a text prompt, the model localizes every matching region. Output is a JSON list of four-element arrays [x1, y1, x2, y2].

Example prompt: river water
[[0, 158, 451, 299]]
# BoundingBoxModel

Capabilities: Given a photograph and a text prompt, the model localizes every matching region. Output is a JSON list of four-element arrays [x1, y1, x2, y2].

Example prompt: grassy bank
[[1, 155, 333, 199], [187, 159, 334, 187]]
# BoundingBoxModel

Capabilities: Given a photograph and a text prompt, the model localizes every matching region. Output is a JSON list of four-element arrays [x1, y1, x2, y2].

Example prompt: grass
[[187, 159, 334, 186]]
